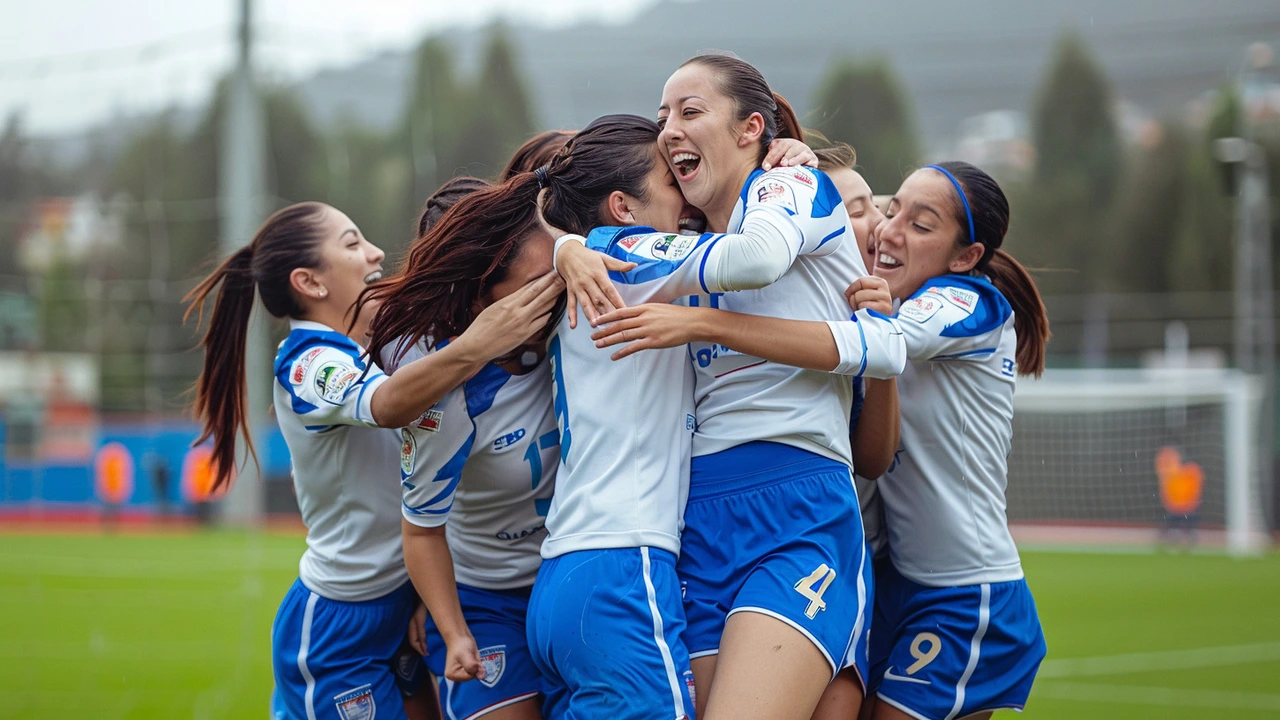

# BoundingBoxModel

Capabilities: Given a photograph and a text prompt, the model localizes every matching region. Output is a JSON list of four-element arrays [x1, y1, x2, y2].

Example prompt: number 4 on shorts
[[793, 564, 837, 619]]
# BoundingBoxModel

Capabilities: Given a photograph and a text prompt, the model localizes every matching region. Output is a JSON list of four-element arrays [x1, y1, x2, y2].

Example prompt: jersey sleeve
[[895, 276, 1013, 362], [741, 166, 850, 258], [400, 387, 476, 528], [586, 223, 797, 305], [275, 339, 388, 431], [825, 309, 908, 378]]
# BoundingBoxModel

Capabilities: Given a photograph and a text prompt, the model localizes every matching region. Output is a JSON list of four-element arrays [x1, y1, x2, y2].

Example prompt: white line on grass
[[1039, 642, 1280, 679], [1035, 681, 1280, 712]]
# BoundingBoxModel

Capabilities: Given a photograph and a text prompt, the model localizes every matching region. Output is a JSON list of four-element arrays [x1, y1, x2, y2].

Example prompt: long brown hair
[[363, 114, 662, 368], [183, 202, 330, 491], [931, 161, 1050, 377], [501, 130, 574, 181], [680, 53, 803, 157]]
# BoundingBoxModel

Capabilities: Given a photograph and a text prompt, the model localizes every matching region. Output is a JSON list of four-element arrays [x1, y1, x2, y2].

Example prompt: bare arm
[[851, 378, 900, 479], [401, 520, 485, 683], [370, 272, 564, 428]]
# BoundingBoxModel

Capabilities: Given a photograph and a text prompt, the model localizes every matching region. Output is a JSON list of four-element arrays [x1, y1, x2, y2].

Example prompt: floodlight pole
[[218, 0, 269, 525]]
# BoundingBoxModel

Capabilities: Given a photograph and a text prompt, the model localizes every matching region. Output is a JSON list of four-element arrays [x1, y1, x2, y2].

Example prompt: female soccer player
[[652, 54, 892, 720], [859, 162, 1048, 720], [184, 201, 561, 720], [368, 113, 824, 720], [580, 135, 904, 720]]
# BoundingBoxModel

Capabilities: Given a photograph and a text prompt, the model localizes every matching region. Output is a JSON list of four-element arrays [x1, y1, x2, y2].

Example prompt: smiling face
[[873, 169, 984, 300], [618, 145, 706, 235], [308, 205, 385, 321], [827, 167, 883, 271], [657, 63, 763, 231]]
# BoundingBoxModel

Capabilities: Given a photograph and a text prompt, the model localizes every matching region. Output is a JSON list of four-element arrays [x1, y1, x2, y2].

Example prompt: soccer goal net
[[1006, 369, 1269, 556]]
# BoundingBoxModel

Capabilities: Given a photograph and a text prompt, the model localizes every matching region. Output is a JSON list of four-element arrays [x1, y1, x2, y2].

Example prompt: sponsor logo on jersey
[[415, 408, 444, 433], [291, 347, 325, 385], [882, 667, 931, 685], [898, 295, 944, 323], [496, 523, 546, 541], [618, 233, 643, 250], [931, 286, 979, 313], [477, 645, 506, 688], [315, 362, 358, 404], [333, 684, 376, 720], [492, 428, 527, 451], [686, 414, 696, 431], [648, 233, 697, 261], [684, 669, 697, 709], [400, 428, 416, 476], [791, 169, 816, 187]]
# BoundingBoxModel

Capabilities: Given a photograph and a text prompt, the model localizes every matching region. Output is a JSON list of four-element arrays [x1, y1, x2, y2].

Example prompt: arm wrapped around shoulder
[[703, 215, 798, 291], [825, 310, 907, 378]]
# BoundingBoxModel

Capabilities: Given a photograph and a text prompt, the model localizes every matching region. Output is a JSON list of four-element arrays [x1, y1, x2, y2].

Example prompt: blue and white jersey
[[272, 320, 406, 602], [881, 275, 1023, 587], [393, 341, 558, 590], [541, 226, 705, 559], [690, 166, 872, 465]]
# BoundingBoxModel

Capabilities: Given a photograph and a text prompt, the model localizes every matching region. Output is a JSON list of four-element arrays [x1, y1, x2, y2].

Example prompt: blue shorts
[[527, 547, 695, 720], [837, 541, 878, 687], [870, 561, 1046, 720], [272, 578, 418, 720], [425, 583, 548, 720], [678, 442, 870, 680]]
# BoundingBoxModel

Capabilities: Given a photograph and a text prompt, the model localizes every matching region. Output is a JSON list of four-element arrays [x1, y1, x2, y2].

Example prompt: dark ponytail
[[363, 114, 663, 369], [183, 202, 329, 491], [929, 161, 1050, 377], [681, 53, 802, 159], [501, 130, 574, 181]]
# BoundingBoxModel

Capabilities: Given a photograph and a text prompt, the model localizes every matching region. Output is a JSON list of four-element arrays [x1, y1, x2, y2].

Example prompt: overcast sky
[[0, 0, 660, 134]]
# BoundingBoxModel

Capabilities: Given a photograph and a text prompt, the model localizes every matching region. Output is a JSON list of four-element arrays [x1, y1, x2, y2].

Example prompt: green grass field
[[1, 532, 1277, 719]]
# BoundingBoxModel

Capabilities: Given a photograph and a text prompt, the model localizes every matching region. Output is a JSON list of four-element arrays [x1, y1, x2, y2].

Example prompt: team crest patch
[[647, 234, 697, 261], [477, 645, 506, 688], [755, 180, 796, 212], [333, 684, 375, 720], [400, 428, 416, 476], [290, 347, 325, 385]]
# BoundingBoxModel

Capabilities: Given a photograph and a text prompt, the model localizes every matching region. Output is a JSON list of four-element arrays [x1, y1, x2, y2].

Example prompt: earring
[[318, 289, 327, 298]]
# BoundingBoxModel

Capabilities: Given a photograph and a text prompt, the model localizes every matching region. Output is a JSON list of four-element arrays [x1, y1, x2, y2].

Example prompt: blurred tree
[[1107, 124, 1191, 293], [1014, 33, 1123, 296], [812, 59, 920, 193], [448, 25, 538, 183], [1033, 33, 1122, 204]]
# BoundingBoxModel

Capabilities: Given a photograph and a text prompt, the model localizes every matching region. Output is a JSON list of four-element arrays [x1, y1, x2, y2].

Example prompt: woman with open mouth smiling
[[852, 163, 1049, 720], [556, 53, 913, 720]]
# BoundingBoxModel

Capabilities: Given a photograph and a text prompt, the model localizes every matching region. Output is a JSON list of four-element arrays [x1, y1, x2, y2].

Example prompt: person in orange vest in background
[[1156, 446, 1204, 547]]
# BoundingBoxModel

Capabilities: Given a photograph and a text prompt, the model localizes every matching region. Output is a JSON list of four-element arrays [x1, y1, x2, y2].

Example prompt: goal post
[[1008, 368, 1268, 556]]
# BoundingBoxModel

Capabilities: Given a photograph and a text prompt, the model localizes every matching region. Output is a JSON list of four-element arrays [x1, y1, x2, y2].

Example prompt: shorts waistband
[[295, 577, 417, 607], [688, 441, 851, 501]]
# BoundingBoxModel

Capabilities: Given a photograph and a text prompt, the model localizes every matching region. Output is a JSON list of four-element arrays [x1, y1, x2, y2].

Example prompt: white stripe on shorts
[[946, 583, 991, 720], [298, 591, 321, 720], [641, 547, 687, 720]]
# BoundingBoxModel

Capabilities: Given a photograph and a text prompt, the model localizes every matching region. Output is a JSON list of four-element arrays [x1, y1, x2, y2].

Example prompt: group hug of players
[[187, 52, 1049, 720]]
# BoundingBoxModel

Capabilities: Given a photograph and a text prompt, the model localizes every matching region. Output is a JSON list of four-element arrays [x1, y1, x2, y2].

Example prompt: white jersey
[[395, 340, 558, 590], [541, 226, 723, 559], [273, 320, 406, 602], [880, 275, 1024, 587], [688, 166, 874, 466]]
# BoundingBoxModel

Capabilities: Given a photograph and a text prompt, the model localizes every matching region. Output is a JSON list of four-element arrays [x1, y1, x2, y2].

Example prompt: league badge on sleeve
[[333, 684, 375, 720], [477, 645, 507, 688], [899, 294, 944, 323], [400, 428, 416, 476], [290, 347, 325, 385], [315, 362, 359, 404]]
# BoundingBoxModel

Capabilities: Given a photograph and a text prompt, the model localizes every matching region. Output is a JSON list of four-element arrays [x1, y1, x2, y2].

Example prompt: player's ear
[[603, 191, 636, 225]]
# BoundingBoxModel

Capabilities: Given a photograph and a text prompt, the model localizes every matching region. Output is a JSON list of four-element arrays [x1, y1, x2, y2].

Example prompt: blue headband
[[925, 164, 976, 245]]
